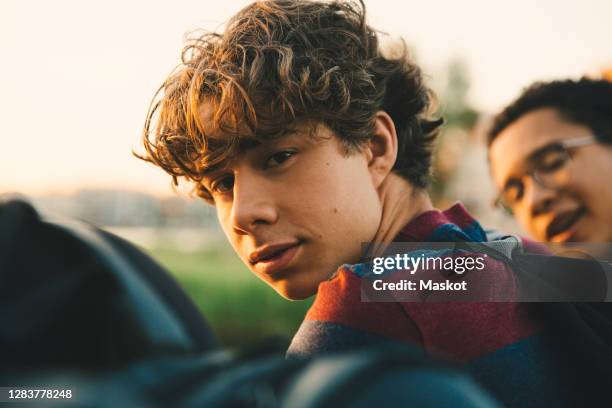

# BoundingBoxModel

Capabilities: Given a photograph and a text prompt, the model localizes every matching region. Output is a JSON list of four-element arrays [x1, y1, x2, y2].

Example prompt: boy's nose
[[230, 175, 278, 235], [524, 177, 556, 217]]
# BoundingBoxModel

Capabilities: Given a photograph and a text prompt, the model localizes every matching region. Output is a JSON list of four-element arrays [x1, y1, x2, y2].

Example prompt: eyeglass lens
[[501, 146, 572, 208]]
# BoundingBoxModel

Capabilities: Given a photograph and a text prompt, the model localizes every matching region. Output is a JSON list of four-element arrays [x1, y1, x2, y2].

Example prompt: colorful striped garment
[[287, 203, 573, 407]]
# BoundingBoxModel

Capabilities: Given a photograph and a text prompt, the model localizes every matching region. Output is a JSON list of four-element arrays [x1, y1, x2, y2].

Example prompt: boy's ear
[[366, 111, 398, 188]]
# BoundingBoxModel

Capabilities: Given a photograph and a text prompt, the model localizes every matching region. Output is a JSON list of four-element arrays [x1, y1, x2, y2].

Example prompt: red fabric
[[399, 302, 540, 361], [309, 268, 541, 361], [395, 202, 476, 241], [307, 268, 422, 346]]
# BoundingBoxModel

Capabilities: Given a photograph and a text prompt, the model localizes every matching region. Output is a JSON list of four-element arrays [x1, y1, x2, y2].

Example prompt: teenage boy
[[486, 79, 612, 404], [487, 78, 612, 244], [139, 1, 572, 405]]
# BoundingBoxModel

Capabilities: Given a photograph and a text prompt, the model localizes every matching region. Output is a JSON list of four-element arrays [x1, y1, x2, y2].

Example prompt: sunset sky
[[1, 0, 610, 196]]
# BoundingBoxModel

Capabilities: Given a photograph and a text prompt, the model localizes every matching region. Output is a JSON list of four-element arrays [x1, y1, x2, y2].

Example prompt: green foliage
[[430, 58, 480, 205], [438, 58, 479, 130], [147, 246, 313, 349]]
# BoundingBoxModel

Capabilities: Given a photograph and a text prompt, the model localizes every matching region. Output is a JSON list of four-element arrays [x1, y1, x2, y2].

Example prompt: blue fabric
[[288, 320, 406, 357], [467, 335, 573, 408]]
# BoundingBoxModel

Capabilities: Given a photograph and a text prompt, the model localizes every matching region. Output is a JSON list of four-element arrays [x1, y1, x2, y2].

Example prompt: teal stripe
[[427, 221, 487, 243]]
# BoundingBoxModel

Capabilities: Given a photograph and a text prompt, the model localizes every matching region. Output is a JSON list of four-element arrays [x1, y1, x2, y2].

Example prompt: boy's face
[[489, 108, 612, 243], [201, 122, 382, 300]]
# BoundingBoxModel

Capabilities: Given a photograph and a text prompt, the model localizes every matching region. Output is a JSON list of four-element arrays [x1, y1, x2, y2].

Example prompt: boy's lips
[[249, 241, 302, 276]]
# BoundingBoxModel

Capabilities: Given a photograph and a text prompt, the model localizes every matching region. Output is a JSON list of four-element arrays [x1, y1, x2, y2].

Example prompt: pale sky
[[1, 0, 610, 196]]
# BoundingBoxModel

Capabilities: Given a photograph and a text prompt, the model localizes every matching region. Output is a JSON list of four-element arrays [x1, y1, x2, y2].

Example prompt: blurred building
[[18, 189, 216, 228]]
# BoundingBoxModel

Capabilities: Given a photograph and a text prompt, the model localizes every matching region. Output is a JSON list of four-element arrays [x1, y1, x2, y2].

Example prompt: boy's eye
[[195, 184, 214, 203], [502, 181, 524, 205], [265, 150, 296, 168], [211, 175, 234, 194], [537, 149, 567, 173]]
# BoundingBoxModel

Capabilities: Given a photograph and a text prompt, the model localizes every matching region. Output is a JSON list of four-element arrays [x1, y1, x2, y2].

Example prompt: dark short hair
[[139, 0, 441, 199], [487, 78, 612, 146]]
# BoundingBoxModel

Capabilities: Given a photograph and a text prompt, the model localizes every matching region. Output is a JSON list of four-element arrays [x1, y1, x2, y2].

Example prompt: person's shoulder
[[485, 228, 551, 255], [287, 266, 421, 358], [519, 236, 552, 255]]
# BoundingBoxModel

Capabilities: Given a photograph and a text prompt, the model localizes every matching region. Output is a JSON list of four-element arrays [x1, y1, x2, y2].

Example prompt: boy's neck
[[371, 173, 434, 245]]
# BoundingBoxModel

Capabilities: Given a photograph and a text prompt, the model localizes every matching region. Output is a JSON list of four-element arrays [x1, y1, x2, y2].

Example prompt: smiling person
[[488, 78, 612, 244], [138, 1, 575, 406]]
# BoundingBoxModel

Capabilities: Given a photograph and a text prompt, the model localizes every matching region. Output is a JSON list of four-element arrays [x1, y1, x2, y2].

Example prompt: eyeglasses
[[493, 135, 597, 214]]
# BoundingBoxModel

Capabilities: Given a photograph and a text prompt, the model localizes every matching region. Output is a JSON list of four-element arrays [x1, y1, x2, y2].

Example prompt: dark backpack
[[0, 198, 218, 370]]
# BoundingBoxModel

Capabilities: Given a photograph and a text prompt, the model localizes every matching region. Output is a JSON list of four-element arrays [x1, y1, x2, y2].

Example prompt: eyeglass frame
[[492, 135, 598, 213]]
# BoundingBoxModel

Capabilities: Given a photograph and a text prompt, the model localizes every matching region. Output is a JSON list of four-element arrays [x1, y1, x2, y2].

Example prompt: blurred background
[[2, 0, 611, 348]]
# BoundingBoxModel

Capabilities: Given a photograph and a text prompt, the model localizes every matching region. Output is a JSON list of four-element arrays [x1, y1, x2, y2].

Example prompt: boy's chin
[[271, 279, 318, 301]]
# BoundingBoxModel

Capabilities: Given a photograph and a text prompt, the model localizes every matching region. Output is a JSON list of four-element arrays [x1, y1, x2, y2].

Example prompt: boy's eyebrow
[[237, 137, 262, 151], [526, 142, 562, 165], [201, 137, 263, 177]]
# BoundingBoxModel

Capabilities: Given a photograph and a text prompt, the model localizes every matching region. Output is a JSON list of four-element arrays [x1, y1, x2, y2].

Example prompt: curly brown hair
[[488, 78, 612, 147], [138, 0, 441, 199]]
